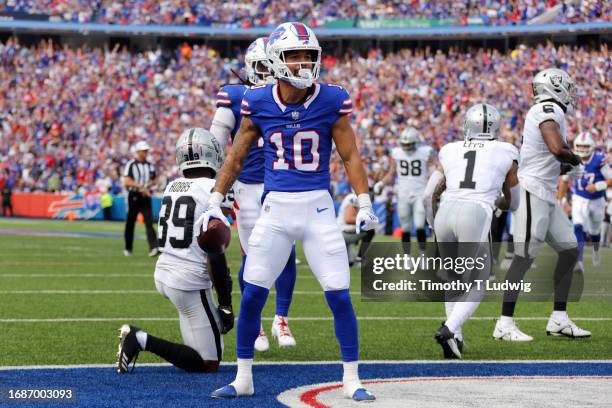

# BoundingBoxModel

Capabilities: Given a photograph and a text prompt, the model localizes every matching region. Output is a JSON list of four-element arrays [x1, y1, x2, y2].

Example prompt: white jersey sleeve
[[439, 140, 516, 209], [154, 177, 219, 291], [518, 102, 567, 204]]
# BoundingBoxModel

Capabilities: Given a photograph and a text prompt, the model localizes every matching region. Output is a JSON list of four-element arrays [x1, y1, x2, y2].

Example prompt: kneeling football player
[[117, 128, 234, 374]]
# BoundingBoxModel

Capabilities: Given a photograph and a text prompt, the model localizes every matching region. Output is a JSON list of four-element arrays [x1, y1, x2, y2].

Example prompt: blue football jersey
[[241, 83, 353, 192], [216, 84, 264, 184], [573, 152, 609, 200]]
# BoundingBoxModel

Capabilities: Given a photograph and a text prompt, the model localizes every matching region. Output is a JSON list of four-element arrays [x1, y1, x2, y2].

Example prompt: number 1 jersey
[[241, 83, 352, 192], [439, 140, 518, 209], [155, 177, 232, 291]]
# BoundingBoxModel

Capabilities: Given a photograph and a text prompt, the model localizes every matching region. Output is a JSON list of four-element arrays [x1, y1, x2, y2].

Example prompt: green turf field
[[0, 218, 611, 366]]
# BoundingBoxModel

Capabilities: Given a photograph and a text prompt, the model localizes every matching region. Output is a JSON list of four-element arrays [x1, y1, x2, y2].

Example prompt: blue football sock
[[236, 283, 269, 359], [275, 246, 296, 316], [324, 289, 358, 362], [574, 224, 585, 262], [238, 255, 246, 293], [591, 234, 601, 252]]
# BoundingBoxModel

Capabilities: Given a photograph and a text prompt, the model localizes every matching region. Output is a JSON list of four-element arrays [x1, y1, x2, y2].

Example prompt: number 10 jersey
[[155, 177, 232, 291], [438, 140, 518, 209]]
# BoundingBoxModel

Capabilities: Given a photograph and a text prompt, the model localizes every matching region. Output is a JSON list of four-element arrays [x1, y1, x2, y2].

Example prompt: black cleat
[[434, 324, 462, 359], [117, 324, 141, 373], [457, 338, 464, 354]]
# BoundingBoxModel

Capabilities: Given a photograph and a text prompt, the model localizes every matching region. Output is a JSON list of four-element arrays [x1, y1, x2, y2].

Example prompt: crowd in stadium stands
[[0, 38, 608, 199], [0, 1, 609, 26]]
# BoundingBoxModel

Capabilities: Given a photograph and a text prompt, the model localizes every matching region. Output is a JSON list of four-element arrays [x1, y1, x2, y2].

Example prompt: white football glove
[[565, 163, 585, 179], [355, 193, 378, 233], [195, 192, 230, 232], [373, 181, 384, 195]]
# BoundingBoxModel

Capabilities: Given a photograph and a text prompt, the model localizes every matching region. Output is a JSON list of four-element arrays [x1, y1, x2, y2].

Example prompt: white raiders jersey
[[518, 102, 568, 204], [154, 177, 233, 291], [337, 193, 357, 233], [392, 145, 433, 197], [439, 140, 518, 209]]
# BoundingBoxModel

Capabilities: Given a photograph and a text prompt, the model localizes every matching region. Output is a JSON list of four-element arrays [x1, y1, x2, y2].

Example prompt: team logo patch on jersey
[[291, 111, 300, 120]]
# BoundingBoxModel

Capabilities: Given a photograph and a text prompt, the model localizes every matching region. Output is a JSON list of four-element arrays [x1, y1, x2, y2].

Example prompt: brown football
[[197, 218, 231, 254]]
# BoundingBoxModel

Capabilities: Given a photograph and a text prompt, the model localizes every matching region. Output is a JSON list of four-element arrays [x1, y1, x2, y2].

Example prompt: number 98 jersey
[[155, 177, 233, 291], [439, 140, 518, 209], [392, 145, 432, 197]]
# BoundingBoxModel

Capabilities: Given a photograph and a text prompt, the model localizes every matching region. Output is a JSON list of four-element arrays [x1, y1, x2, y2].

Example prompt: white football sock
[[551, 310, 568, 321], [445, 301, 456, 320], [445, 301, 480, 334], [342, 361, 362, 398], [499, 315, 514, 326], [231, 358, 254, 395], [135, 331, 147, 350]]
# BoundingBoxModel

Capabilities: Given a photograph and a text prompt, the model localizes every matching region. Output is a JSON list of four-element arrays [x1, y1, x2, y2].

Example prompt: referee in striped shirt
[[123, 141, 159, 257]]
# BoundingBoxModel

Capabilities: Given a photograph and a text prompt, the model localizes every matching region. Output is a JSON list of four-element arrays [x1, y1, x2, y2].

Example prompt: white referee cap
[[135, 141, 150, 151]]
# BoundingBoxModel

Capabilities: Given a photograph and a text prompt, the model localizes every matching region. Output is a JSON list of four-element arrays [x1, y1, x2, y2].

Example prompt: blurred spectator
[[0, 0, 609, 26], [0, 38, 608, 208], [2, 179, 12, 217]]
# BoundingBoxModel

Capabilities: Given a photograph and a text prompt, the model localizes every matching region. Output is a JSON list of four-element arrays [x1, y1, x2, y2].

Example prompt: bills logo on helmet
[[268, 26, 286, 46], [291, 23, 310, 43]]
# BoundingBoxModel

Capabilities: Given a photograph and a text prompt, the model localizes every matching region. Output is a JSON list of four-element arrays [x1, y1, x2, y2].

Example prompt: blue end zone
[[1, 362, 611, 407]]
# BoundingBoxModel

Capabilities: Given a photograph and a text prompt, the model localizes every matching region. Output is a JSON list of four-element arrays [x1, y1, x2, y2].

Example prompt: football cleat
[[254, 326, 269, 352], [456, 338, 464, 354], [592, 248, 601, 268], [271, 315, 296, 348], [351, 388, 376, 402], [211, 385, 237, 399], [434, 324, 461, 359], [493, 318, 533, 342], [499, 255, 513, 271], [546, 316, 591, 338], [123, 250, 133, 257], [117, 324, 141, 373]]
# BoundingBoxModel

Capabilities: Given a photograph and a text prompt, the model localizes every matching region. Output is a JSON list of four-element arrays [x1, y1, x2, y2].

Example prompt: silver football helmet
[[573, 131, 595, 159], [176, 128, 224, 176], [399, 127, 419, 151], [463, 103, 501, 141], [532, 68, 578, 113]]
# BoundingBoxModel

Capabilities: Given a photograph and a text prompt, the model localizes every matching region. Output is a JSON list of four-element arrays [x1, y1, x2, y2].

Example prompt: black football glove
[[217, 305, 234, 334]]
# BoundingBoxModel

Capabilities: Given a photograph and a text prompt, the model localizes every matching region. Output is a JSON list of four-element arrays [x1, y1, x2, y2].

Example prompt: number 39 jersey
[[518, 102, 568, 204], [439, 140, 518, 209], [241, 83, 352, 192], [155, 177, 233, 291], [391, 145, 432, 197]]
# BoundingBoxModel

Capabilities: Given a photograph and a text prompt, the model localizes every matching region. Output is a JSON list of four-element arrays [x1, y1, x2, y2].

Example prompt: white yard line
[[0, 289, 326, 294], [1, 360, 611, 371], [1, 316, 611, 323]]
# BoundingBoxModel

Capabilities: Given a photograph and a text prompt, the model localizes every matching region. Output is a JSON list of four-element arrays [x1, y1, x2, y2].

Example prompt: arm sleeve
[[240, 88, 254, 117], [532, 103, 565, 127], [210, 107, 236, 149], [123, 161, 133, 178], [336, 87, 353, 116]]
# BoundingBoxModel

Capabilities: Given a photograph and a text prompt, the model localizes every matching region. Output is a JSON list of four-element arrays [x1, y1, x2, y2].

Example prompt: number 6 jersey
[[155, 177, 233, 291], [438, 140, 518, 209], [518, 102, 568, 204], [391, 145, 433, 198]]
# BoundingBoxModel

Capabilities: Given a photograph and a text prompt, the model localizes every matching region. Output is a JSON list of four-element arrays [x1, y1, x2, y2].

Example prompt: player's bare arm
[[213, 117, 261, 196], [332, 115, 369, 195], [540, 120, 581, 165], [495, 162, 519, 211]]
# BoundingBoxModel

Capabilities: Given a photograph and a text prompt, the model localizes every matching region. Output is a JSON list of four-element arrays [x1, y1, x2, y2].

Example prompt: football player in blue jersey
[[210, 37, 298, 351], [202, 22, 378, 401], [563, 132, 612, 271]]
